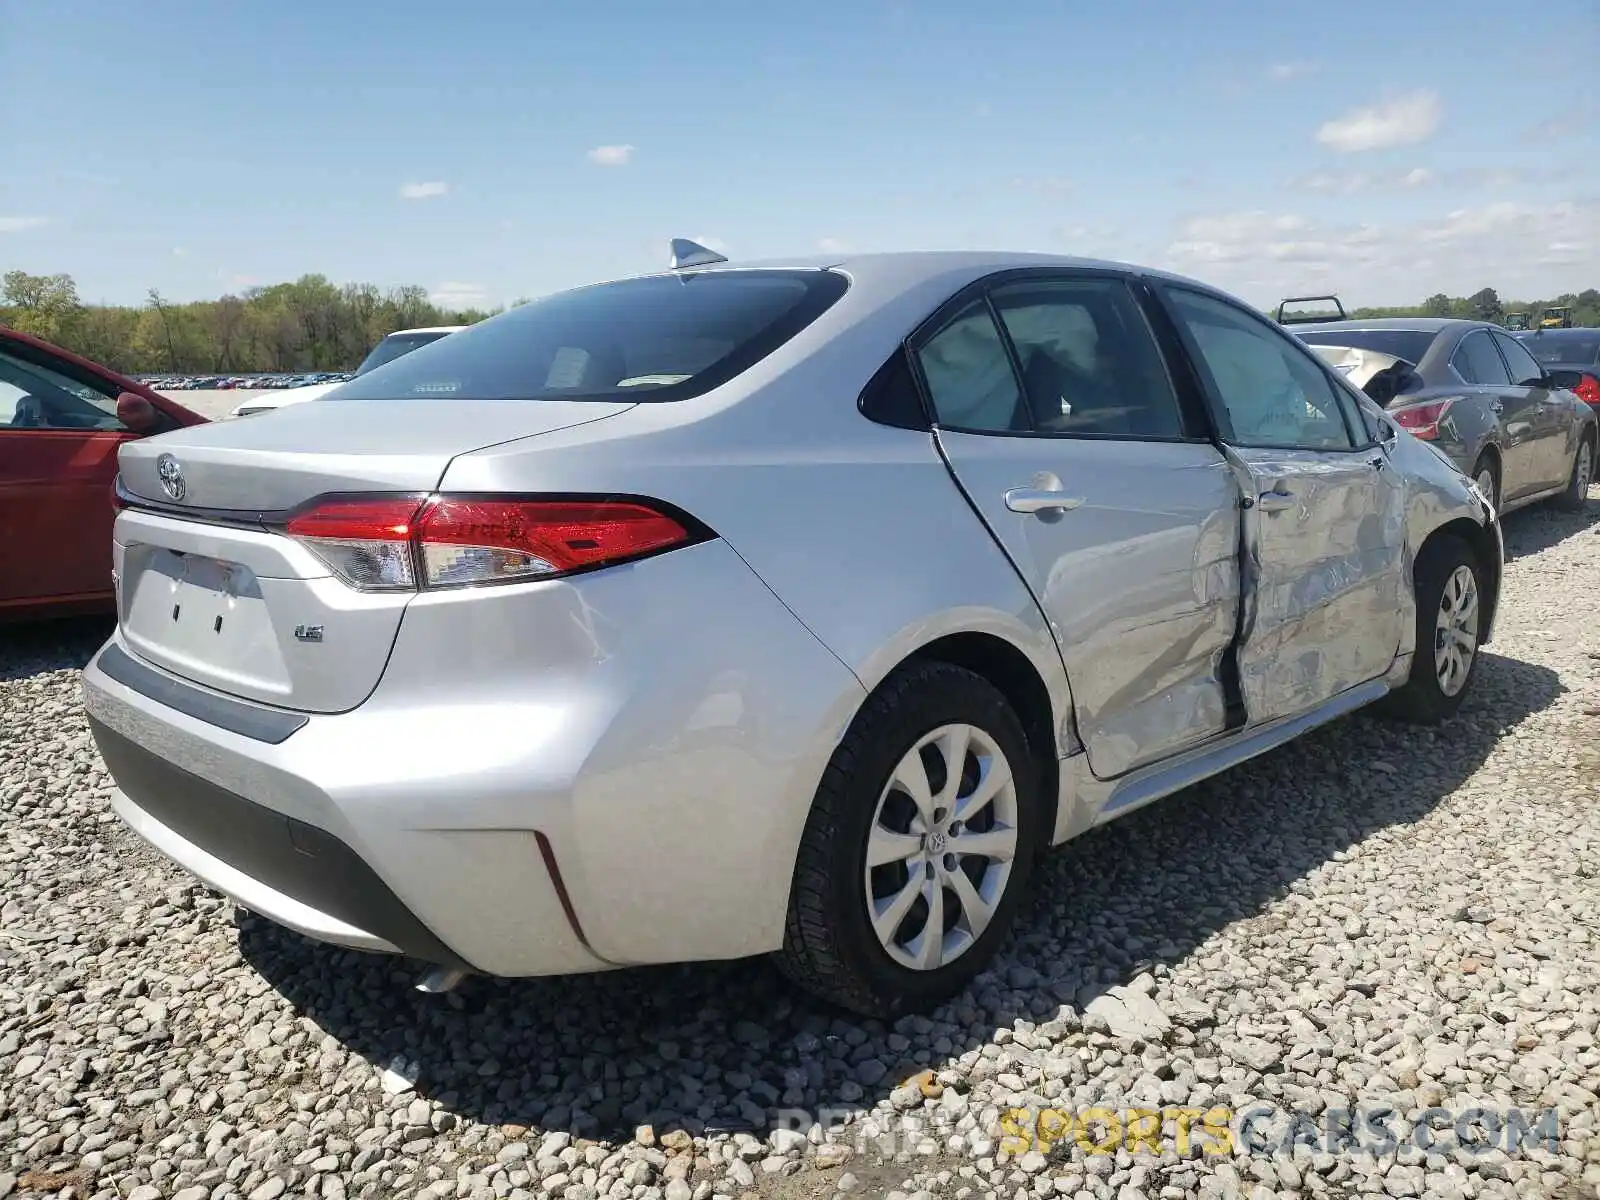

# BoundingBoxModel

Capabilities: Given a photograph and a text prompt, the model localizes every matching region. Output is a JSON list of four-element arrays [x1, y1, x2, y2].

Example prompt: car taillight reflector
[[283, 495, 700, 590], [1391, 400, 1452, 440], [1574, 373, 1600, 407]]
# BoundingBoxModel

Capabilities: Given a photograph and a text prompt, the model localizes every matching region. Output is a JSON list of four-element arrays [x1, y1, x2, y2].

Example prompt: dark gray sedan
[[1291, 317, 1596, 514]]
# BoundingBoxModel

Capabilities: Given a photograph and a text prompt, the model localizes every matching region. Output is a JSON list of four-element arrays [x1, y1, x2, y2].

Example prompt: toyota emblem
[[156, 453, 186, 501]]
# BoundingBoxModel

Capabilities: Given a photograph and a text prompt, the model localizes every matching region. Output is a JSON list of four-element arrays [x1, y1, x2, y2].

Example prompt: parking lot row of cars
[[2, 245, 1597, 1015], [142, 370, 353, 391]]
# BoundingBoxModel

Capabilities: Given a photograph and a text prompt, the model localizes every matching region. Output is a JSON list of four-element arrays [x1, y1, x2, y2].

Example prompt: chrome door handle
[[1256, 488, 1296, 513], [1005, 488, 1085, 514], [1490, 399, 1504, 415]]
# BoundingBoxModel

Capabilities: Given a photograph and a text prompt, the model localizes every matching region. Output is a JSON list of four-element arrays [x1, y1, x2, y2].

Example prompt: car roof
[[388, 325, 466, 336], [1288, 317, 1490, 335], [610, 249, 1249, 304], [1517, 326, 1597, 339]]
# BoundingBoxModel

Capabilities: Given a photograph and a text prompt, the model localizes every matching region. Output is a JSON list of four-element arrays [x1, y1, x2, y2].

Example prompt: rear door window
[[1452, 331, 1512, 386], [1491, 331, 1546, 387], [988, 277, 1186, 438], [331, 270, 848, 403]]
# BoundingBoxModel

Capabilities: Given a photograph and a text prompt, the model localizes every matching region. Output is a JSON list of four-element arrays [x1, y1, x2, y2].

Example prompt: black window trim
[[1150, 281, 1378, 454], [900, 266, 1214, 445]]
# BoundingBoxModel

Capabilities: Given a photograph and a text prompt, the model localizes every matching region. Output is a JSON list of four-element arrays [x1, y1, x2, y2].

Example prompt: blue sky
[[3, 0, 1595, 310]]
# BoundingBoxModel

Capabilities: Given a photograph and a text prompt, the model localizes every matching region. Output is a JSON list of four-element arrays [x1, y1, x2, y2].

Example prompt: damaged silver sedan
[[86, 248, 1503, 1017]]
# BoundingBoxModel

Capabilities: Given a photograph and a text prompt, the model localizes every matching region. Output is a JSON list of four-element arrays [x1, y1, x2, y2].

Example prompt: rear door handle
[[1004, 488, 1085, 514], [1256, 488, 1296, 513], [1490, 399, 1505, 415]]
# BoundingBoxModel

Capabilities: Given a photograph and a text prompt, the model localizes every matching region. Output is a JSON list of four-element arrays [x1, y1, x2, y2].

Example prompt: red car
[[0, 327, 206, 620]]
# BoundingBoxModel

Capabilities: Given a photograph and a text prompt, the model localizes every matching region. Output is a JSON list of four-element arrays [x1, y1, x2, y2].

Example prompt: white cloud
[[1268, 61, 1317, 81], [171, 246, 187, 257], [430, 281, 488, 309], [587, 144, 635, 167], [1289, 165, 1536, 195], [1162, 198, 1598, 305], [816, 237, 851, 254], [398, 181, 449, 200], [1316, 90, 1440, 152], [0, 216, 47, 232]]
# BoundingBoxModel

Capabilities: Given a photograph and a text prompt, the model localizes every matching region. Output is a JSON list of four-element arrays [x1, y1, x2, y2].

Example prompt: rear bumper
[[83, 538, 866, 976], [93, 717, 464, 964]]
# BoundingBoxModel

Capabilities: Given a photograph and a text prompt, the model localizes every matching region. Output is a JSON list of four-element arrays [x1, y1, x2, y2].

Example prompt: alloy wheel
[[865, 723, 1019, 971], [1434, 564, 1479, 698]]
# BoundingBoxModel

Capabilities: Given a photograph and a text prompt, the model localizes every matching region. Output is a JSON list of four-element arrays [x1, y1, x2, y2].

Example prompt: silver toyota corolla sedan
[[83, 246, 1505, 1017]]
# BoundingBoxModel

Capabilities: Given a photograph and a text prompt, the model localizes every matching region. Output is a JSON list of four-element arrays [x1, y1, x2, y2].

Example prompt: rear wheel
[[1470, 452, 1499, 513], [776, 661, 1042, 1017], [1554, 435, 1594, 511], [1378, 534, 1483, 724]]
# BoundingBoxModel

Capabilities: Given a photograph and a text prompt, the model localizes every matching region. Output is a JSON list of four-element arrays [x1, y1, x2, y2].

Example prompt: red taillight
[[1391, 399, 1453, 440], [284, 495, 700, 591], [1574, 373, 1600, 407]]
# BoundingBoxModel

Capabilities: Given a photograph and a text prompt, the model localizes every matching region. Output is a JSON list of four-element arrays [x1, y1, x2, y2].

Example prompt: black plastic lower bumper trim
[[96, 643, 308, 744], [88, 716, 470, 970]]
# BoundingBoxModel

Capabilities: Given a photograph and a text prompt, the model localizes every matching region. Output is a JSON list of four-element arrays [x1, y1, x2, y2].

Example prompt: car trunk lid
[[113, 398, 633, 713]]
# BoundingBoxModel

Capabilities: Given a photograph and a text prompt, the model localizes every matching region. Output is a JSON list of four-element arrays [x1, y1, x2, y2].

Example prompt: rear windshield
[[1521, 333, 1600, 366], [1294, 329, 1437, 366], [332, 269, 849, 403], [355, 330, 454, 376]]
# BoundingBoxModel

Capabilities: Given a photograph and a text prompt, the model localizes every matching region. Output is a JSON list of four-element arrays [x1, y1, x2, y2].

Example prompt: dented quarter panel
[[1384, 428, 1503, 645]]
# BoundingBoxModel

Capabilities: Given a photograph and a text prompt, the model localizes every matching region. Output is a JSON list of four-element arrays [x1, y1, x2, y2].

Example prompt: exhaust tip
[[415, 965, 469, 994]]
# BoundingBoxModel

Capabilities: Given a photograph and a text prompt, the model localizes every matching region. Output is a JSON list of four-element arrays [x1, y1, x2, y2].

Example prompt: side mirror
[[115, 391, 161, 434]]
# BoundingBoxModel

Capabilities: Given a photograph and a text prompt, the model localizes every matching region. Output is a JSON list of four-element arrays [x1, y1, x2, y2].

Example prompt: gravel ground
[[3, 498, 1598, 1200]]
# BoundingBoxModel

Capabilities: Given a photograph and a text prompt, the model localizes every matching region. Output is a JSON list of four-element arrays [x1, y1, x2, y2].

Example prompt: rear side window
[[914, 301, 1026, 432], [332, 270, 848, 403], [1452, 331, 1512, 386]]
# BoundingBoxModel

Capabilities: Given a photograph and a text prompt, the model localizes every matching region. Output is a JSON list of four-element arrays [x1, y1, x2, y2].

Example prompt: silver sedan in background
[[85, 247, 1501, 1016], [1291, 316, 1596, 514]]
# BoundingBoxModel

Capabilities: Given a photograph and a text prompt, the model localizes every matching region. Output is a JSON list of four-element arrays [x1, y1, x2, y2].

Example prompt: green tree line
[[4, 268, 1597, 377], [0, 270, 505, 376]]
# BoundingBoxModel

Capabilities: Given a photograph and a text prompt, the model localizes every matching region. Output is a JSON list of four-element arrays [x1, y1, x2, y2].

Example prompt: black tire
[[1469, 452, 1499, 513], [1554, 433, 1594, 512], [1377, 534, 1483, 724], [775, 661, 1042, 1017]]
